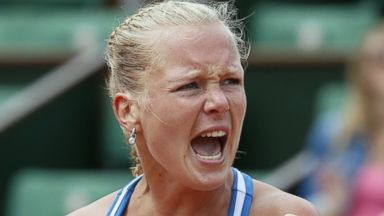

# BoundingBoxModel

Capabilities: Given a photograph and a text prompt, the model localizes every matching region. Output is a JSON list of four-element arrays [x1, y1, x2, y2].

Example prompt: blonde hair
[[105, 0, 249, 176]]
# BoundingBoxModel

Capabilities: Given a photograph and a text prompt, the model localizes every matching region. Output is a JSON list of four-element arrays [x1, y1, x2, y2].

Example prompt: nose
[[203, 87, 229, 116]]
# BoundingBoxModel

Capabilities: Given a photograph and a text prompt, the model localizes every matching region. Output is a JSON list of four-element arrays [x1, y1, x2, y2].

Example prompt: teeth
[[196, 152, 222, 160], [200, 130, 226, 138]]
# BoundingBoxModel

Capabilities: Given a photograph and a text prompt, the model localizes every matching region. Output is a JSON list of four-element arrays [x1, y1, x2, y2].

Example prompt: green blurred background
[[0, 0, 383, 215]]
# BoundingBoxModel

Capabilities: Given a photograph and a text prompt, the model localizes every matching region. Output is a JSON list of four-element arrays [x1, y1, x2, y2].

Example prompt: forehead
[[151, 23, 241, 70]]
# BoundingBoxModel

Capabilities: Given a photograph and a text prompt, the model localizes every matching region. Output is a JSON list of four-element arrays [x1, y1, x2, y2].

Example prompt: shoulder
[[66, 191, 118, 216], [250, 180, 319, 216]]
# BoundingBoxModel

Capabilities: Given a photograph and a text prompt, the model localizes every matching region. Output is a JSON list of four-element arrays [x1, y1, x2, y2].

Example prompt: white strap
[[108, 184, 130, 216], [233, 169, 246, 216], [108, 175, 142, 216]]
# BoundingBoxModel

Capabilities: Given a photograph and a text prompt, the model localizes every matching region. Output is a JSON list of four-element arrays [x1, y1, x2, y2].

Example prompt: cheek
[[229, 91, 247, 119], [139, 96, 204, 166], [361, 69, 384, 92], [149, 95, 202, 127], [140, 95, 203, 147]]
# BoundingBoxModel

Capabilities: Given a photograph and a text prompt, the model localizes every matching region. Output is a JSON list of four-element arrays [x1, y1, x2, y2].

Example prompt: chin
[[184, 164, 231, 191]]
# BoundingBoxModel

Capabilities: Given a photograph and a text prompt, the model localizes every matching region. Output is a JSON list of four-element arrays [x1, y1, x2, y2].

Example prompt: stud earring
[[128, 128, 136, 145]]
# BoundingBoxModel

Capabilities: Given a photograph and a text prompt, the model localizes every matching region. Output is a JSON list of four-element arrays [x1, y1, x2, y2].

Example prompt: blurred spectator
[[300, 21, 384, 216]]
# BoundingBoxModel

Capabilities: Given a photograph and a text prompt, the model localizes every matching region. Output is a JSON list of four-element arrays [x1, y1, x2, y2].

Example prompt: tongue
[[191, 137, 221, 156]]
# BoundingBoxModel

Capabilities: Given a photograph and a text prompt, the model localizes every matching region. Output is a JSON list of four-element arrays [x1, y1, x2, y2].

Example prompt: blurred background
[[0, 0, 383, 215]]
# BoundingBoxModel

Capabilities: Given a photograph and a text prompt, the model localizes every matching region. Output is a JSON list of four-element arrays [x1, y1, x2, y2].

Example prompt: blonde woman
[[69, 1, 318, 215], [301, 22, 384, 216]]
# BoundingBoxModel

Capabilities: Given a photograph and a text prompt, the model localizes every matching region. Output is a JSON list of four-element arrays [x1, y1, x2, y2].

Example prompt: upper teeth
[[201, 131, 226, 137]]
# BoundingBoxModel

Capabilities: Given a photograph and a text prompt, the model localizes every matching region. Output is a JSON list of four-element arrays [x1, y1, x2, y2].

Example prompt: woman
[[70, 1, 318, 215], [300, 21, 384, 216]]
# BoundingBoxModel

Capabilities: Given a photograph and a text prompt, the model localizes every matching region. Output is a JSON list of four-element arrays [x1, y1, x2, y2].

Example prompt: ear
[[112, 93, 141, 133]]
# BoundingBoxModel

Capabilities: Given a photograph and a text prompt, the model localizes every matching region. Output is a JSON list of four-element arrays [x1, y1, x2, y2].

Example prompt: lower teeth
[[196, 152, 222, 160]]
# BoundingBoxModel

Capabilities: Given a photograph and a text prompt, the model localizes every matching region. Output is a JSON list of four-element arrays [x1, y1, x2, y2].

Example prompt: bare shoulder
[[66, 191, 118, 216], [250, 180, 319, 216]]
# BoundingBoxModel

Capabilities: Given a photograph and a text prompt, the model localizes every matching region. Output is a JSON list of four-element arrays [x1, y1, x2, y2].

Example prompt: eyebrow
[[226, 66, 241, 75], [166, 66, 241, 84], [166, 68, 202, 84]]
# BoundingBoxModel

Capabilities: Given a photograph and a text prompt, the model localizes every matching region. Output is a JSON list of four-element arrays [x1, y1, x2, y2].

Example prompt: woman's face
[[360, 33, 384, 98], [137, 23, 246, 190]]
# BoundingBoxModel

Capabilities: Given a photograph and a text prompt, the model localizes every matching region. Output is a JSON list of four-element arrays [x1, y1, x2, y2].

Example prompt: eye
[[222, 78, 241, 86], [176, 81, 199, 91]]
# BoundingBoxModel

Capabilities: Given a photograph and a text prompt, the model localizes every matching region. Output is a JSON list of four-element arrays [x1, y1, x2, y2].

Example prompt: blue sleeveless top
[[107, 167, 253, 216]]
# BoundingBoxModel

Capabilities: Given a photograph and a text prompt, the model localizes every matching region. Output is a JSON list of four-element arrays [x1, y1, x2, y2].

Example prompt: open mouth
[[191, 130, 227, 161]]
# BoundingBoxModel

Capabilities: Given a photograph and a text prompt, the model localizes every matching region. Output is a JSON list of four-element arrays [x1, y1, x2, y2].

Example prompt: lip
[[190, 125, 230, 164]]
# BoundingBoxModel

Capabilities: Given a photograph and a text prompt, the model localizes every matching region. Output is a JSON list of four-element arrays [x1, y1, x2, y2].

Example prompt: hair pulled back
[[105, 0, 249, 176]]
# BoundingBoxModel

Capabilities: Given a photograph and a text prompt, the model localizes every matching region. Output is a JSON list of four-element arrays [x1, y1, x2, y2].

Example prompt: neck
[[367, 128, 384, 165], [364, 95, 384, 131], [128, 168, 232, 216], [363, 97, 384, 164]]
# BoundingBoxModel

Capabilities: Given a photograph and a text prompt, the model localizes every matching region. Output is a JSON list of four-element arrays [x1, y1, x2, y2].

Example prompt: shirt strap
[[107, 175, 142, 216], [228, 168, 254, 216]]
